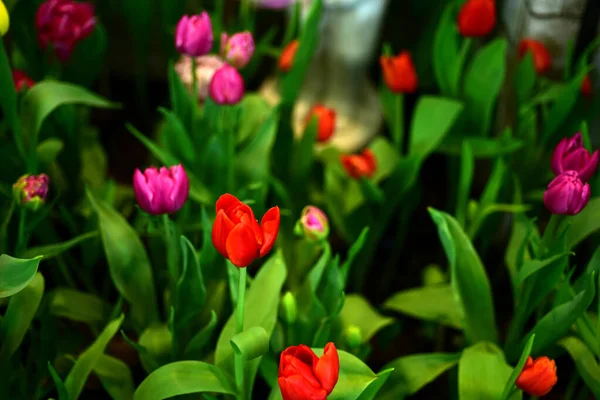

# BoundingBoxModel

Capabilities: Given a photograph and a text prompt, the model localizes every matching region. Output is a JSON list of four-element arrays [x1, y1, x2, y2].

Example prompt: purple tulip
[[175, 12, 213, 57], [133, 164, 190, 215], [543, 171, 591, 215], [551, 132, 599, 182], [13, 174, 50, 211], [209, 64, 245, 105], [221, 31, 255, 69]]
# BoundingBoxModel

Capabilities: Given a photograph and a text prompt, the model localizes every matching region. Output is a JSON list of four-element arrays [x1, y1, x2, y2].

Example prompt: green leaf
[[428, 208, 497, 343], [215, 252, 287, 395], [94, 354, 135, 400], [158, 107, 195, 165], [409, 96, 463, 162], [432, 3, 459, 95], [0, 272, 44, 361], [500, 334, 535, 400], [383, 284, 464, 329], [49, 288, 110, 323], [230, 326, 270, 360], [138, 324, 173, 373], [559, 336, 600, 397], [515, 52, 536, 106], [63, 314, 125, 400], [0, 39, 24, 160], [438, 134, 524, 158], [356, 368, 395, 400], [133, 361, 237, 400], [0, 254, 42, 298], [47, 362, 69, 400], [459, 342, 521, 400], [237, 94, 273, 145], [379, 353, 460, 399], [36, 138, 64, 166], [340, 227, 369, 283], [564, 197, 600, 249], [463, 39, 507, 136], [167, 61, 195, 134], [456, 141, 474, 227], [86, 189, 158, 331], [22, 231, 98, 260], [292, 117, 317, 184], [516, 252, 571, 285], [340, 294, 395, 343]]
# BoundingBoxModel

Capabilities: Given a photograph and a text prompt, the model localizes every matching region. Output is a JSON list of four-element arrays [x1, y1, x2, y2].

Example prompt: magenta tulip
[[543, 171, 590, 215], [133, 164, 190, 215], [551, 132, 599, 182], [209, 64, 245, 105], [221, 31, 255, 69], [175, 12, 213, 57]]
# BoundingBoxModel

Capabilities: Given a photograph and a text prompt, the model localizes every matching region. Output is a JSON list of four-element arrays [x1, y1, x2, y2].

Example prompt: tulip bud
[[518, 39, 551, 75], [340, 149, 377, 179], [422, 264, 446, 286], [344, 325, 362, 348], [543, 171, 590, 216], [174, 55, 225, 102], [132, 164, 190, 215], [380, 51, 418, 94], [305, 104, 336, 143], [13, 174, 49, 211], [581, 75, 593, 97], [279, 291, 297, 325], [12, 70, 35, 92], [457, 0, 495, 37], [551, 132, 599, 182], [221, 31, 255, 69], [279, 40, 299, 72], [0, 0, 9, 36], [209, 64, 245, 105], [175, 12, 213, 57], [516, 356, 557, 397], [294, 206, 329, 241]]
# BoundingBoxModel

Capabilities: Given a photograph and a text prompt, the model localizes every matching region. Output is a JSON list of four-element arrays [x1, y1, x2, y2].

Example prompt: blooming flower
[[212, 193, 280, 268], [12, 70, 35, 92], [0, 0, 9, 36], [581, 74, 593, 97], [551, 132, 599, 182], [543, 171, 590, 215], [340, 149, 377, 179], [516, 356, 557, 397], [380, 51, 418, 94], [35, 0, 96, 62], [221, 31, 255, 69], [279, 40, 299, 72], [306, 104, 336, 143], [132, 164, 189, 215], [209, 64, 245, 105], [174, 55, 225, 102], [518, 39, 551, 75], [278, 342, 339, 400], [175, 12, 213, 57], [295, 206, 329, 241], [457, 0, 496, 37], [13, 174, 49, 211]]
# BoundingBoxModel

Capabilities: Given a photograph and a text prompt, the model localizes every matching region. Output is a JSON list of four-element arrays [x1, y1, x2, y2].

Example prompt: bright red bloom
[[457, 0, 496, 37], [340, 149, 377, 179], [279, 40, 299, 72], [581, 74, 593, 97], [212, 194, 280, 268], [518, 39, 551, 75], [12, 70, 35, 92], [306, 104, 336, 143], [278, 342, 339, 400], [380, 51, 418, 94], [516, 356, 557, 397]]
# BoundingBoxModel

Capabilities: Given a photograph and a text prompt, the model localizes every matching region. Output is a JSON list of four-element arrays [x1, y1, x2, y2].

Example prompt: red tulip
[[278, 342, 339, 400], [306, 104, 336, 143], [380, 51, 418, 94], [457, 0, 496, 37], [340, 149, 377, 179], [518, 39, 551, 75], [581, 74, 593, 97], [212, 194, 280, 267], [516, 356, 557, 397], [12, 70, 35, 92], [279, 40, 299, 72]]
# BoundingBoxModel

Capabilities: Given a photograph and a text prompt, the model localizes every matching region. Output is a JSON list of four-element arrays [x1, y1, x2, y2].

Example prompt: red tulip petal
[[216, 193, 242, 213], [314, 342, 340, 394], [259, 206, 280, 257], [212, 210, 235, 257], [279, 375, 328, 400], [225, 222, 260, 267], [278, 377, 293, 400]]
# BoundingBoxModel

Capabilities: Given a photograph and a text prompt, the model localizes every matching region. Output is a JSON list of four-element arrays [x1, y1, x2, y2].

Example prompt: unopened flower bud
[[543, 171, 590, 215], [221, 31, 255, 69], [279, 291, 297, 325], [209, 64, 245, 105], [344, 325, 362, 348], [175, 12, 213, 57], [13, 174, 49, 211], [295, 206, 329, 241]]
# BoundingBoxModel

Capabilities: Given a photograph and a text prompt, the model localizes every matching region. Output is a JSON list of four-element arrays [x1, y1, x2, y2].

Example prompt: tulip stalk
[[235, 267, 247, 399], [162, 214, 179, 282], [392, 94, 404, 153]]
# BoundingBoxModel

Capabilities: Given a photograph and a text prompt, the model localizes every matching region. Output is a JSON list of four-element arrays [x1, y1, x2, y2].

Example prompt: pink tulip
[[13, 174, 50, 211], [175, 12, 213, 57], [221, 31, 255, 69], [551, 132, 599, 182], [209, 64, 245, 105], [133, 164, 190, 215], [543, 171, 590, 215]]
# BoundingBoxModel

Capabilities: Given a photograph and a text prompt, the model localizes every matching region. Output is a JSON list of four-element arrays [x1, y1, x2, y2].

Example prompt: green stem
[[541, 214, 563, 253], [240, 0, 250, 29], [393, 94, 404, 153], [162, 214, 178, 283], [235, 267, 247, 399], [15, 207, 27, 256], [223, 107, 235, 192], [191, 57, 198, 138]]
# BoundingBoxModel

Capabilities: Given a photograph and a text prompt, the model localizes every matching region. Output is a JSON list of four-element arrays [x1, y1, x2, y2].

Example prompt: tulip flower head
[[0, 0, 9, 36], [516, 356, 557, 397], [13, 174, 49, 211], [295, 205, 329, 241], [12, 70, 35, 92], [380, 51, 418, 94], [221, 31, 255, 69], [209, 64, 245, 105], [279, 40, 299, 72], [174, 55, 225, 102], [341, 149, 377, 179], [581, 75, 593, 97], [551, 132, 599, 182], [543, 171, 590, 215], [518, 39, 551, 75], [132, 164, 190, 215], [278, 342, 339, 400], [306, 104, 336, 143], [212, 193, 280, 268], [457, 0, 496, 37], [35, 0, 97, 62], [175, 12, 213, 57]]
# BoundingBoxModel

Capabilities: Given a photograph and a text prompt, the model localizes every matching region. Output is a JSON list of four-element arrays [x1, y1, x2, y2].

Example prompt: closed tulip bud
[[457, 0, 495, 37], [175, 12, 213, 57], [543, 171, 590, 216], [35, 0, 96, 62], [222, 31, 255, 69], [551, 132, 599, 182], [380, 51, 418, 94], [279, 291, 297, 324], [305, 104, 336, 143], [0, 0, 9, 36], [174, 55, 225, 102], [12, 70, 35, 92], [295, 206, 329, 241], [278, 342, 339, 400], [13, 174, 49, 211], [279, 40, 299, 72], [212, 193, 280, 268], [516, 356, 557, 397], [209, 64, 245, 105], [581, 75, 593, 97], [344, 325, 362, 348], [340, 149, 377, 179], [518, 39, 551, 75], [132, 164, 190, 215]]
